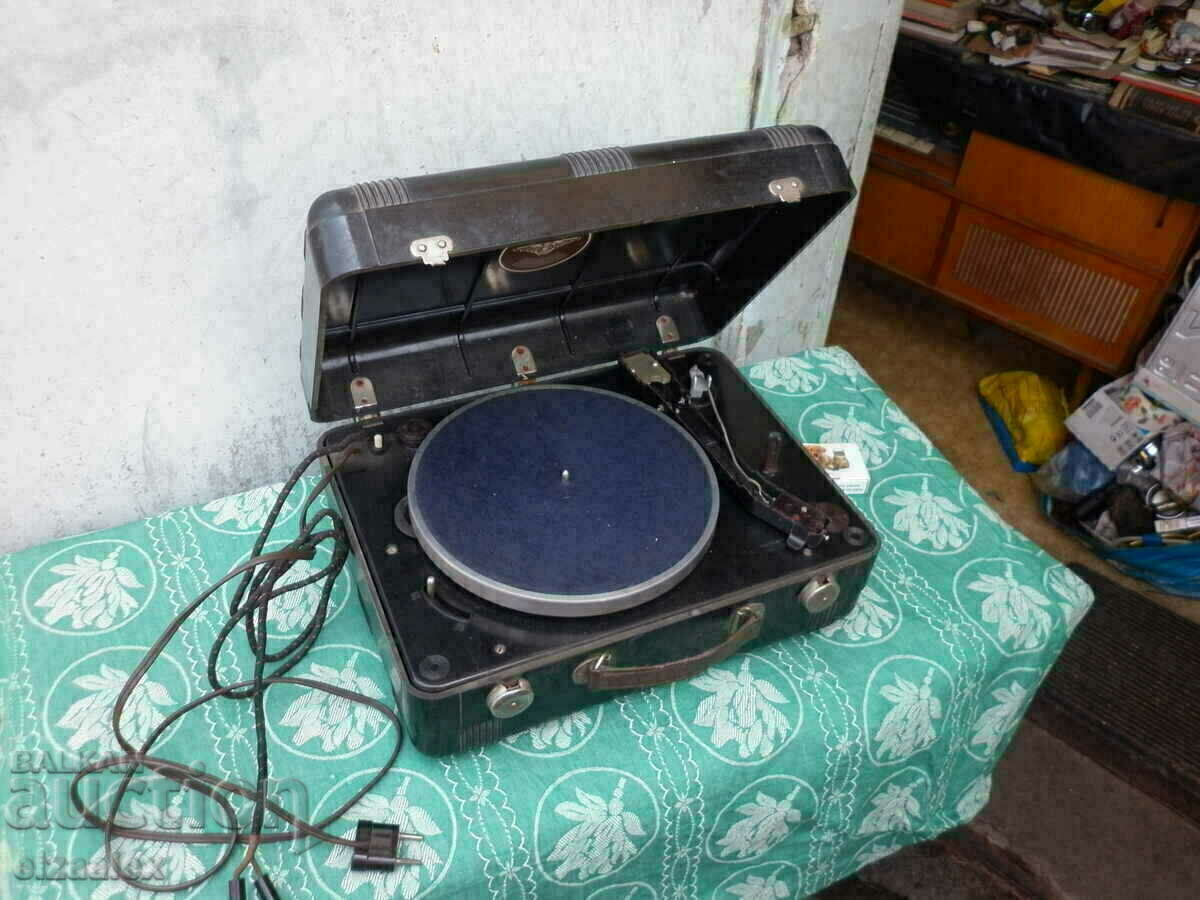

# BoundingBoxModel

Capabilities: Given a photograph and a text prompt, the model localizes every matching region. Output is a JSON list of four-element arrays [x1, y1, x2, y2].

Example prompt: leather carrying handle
[[572, 604, 764, 691]]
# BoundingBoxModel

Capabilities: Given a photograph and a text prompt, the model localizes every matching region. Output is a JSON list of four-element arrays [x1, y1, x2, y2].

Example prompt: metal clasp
[[512, 345, 537, 379], [349, 376, 382, 429], [410, 235, 453, 265], [768, 177, 805, 203]]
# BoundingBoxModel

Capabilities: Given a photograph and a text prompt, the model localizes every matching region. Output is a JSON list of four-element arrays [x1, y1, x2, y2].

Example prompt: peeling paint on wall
[[777, 0, 820, 121], [720, 0, 903, 368]]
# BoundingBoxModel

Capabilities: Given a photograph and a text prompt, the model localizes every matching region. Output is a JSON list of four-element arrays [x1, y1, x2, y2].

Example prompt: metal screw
[[385, 543, 398, 556], [437, 239, 447, 248], [494, 643, 507, 655], [417, 243, 427, 252], [425, 575, 436, 596], [419, 654, 450, 681]]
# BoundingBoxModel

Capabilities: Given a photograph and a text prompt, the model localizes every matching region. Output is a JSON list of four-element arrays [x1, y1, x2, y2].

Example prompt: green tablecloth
[[1, 348, 1091, 899]]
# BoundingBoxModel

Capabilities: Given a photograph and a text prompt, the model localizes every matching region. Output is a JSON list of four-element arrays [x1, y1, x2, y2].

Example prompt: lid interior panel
[[314, 193, 848, 419]]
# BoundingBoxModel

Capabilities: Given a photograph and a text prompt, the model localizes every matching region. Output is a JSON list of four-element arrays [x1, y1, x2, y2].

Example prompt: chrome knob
[[486, 678, 534, 719], [798, 575, 840, 614]]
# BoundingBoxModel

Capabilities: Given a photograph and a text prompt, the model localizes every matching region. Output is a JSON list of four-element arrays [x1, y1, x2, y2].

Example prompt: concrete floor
[[830, 263, 1200, 627], [824, 264, 1200, 898]]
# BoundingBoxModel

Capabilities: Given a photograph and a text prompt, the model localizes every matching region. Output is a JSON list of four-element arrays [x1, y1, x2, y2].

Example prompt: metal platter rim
[[406, 384, 720, 618]]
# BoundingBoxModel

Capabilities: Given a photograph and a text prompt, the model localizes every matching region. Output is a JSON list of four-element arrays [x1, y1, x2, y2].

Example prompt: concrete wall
[[0, 1, 901, 553]]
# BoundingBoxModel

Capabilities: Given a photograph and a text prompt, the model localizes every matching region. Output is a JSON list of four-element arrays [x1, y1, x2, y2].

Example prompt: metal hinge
[[410, 235, 453, 265], [655, 314, 680, 344], [349, 376, 383, 428], [512, 345, 537, 379], [768, 177, 805, 203]]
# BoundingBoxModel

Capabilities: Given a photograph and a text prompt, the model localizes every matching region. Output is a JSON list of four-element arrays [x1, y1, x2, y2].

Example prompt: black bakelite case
[[301, 125, 877, 754]]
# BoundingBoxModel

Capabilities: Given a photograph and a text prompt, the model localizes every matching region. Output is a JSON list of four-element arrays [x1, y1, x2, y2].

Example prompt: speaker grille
[[953, 224, 1138, 344]]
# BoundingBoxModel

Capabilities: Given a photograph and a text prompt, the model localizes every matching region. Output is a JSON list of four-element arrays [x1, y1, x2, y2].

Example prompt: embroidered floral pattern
[[506, 710, 594, 752], [199, 483, 288, 531], [956, 774, 992, 821], [724, 867, 794, 899], [820, 586, 896, 644], [873, 670, 941, 761], [859, 781, 922, 834], [279, 653, 386, 753], [266, 557, 327, 633], [885, 404, 933, 455], [715, 786, 807, 859], [971, 681, 1028, 756], [1047, 567, 1093, 633], [548, 779, 647, 882], [692, 659, 791, 761], [884, 478, 970, 550], [812, 407, 891, 466], [84, 796, 205, 898], [33, 548, 143, 630], [56, 663, 174, 754], [969, 564, 1053, 651], [748, 357, 821, 394], [809, 347, 868, 382]]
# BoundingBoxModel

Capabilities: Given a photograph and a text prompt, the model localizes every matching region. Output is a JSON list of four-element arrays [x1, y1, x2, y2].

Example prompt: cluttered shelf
[[852, 3, 1200, 381], [895, 2, 1200, 202]]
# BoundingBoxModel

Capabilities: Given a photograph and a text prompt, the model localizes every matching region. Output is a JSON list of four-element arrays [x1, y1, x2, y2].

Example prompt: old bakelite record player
[[300, 126, 877, 755]]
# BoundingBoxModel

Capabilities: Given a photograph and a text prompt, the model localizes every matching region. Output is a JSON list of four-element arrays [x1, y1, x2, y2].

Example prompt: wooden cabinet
[[851, 131, 1200, 375], [852, 169, 953, 283]]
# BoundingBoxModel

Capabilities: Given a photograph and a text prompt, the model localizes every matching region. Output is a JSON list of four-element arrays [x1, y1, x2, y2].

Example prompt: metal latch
[[349, 376, 383, 428], [410, 235, 453, 265], [620, 351, 671, 386], [768, 177, 805, 203]]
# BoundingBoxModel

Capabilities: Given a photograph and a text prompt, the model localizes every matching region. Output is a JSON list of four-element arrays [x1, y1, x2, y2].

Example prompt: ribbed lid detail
[[759, 124, 814, 149], [563, 146, 635, 177], [351, 177, 411, 209]]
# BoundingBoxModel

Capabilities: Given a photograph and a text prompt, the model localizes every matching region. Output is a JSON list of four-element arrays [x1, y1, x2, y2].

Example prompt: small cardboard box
[[1065, 375, 1178, 469], [803, 442, 870, 495]]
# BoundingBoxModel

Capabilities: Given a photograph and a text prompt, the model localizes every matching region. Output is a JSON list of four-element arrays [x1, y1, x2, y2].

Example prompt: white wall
[[0, 1, 901, 553]]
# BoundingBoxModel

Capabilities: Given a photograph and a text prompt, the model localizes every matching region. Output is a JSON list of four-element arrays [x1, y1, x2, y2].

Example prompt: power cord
[[68, 433, 419, 894]]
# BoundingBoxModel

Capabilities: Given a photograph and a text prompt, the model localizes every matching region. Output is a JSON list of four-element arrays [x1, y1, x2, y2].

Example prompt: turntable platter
[[407, 385, 719, 617]]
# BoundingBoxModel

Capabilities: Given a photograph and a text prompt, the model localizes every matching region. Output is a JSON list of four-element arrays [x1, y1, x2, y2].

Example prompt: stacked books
[[1026, 35, 1121, 71], [901, 0, 979, 44], [1111, 71, 1200, 135], [804, 444, 871, 496]]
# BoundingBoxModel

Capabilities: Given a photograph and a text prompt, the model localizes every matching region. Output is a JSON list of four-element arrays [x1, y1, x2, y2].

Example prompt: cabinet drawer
[[851, 167, 953, 282], [935, 206, 1161, 372], [957, 132, 1195, 275]]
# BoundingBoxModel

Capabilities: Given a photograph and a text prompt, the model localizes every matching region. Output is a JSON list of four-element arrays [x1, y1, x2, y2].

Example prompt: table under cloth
[[0, 347, 1093, 900]]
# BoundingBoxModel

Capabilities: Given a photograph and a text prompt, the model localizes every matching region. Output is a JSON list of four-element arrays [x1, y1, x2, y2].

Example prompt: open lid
[[301, 125, 855, 422]]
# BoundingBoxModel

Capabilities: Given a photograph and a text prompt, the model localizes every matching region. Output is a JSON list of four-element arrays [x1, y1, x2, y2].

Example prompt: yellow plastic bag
[[978, 372, 1070, 469]]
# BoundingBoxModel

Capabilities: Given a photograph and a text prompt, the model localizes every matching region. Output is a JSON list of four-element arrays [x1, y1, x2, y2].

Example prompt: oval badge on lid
[[499, 233, 592, 273]]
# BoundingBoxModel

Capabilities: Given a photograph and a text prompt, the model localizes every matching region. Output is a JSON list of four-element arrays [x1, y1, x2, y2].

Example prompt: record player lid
[[301, 125, 855, 422]]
